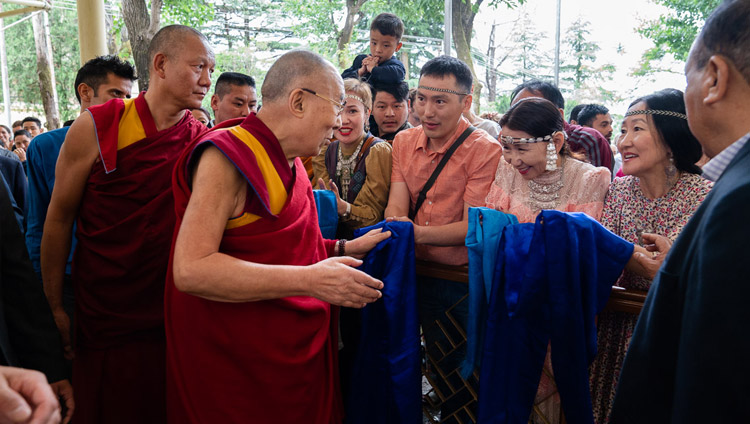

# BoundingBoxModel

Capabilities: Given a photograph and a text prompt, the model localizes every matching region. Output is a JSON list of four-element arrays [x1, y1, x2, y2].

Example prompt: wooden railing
[[415, 260, 647, 315]]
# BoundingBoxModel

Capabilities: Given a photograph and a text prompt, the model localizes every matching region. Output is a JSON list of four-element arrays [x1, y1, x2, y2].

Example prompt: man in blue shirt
[[25, 55, 136, 331]]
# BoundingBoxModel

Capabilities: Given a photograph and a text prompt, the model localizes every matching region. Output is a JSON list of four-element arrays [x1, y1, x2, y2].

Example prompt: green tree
[[635, 0, 720, 75], [507, 13, 552, 84], [3, 4, 82, 123], [560, 17, 616, 102], [451, 0, 523, 111]]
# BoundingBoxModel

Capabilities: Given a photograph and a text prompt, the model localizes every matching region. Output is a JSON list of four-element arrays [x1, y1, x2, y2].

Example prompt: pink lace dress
[[485, 157, 611, 222], [589, 173, 713, 424], [485, 157, 611, 423]]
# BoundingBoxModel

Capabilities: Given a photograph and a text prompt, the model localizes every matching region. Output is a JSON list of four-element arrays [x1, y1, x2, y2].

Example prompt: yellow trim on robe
[[224, 126, 288, 229], [116, 98, 148, 151]]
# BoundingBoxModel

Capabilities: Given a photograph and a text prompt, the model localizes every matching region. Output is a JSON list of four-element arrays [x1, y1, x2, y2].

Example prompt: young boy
[[342, 13, 406, 87]]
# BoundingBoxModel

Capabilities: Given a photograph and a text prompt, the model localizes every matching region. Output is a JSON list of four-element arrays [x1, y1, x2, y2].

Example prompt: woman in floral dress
[[589, 88, 713, 423]]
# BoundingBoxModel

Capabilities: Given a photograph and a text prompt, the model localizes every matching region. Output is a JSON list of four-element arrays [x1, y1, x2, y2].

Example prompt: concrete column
[[76, 0, 107, 64]]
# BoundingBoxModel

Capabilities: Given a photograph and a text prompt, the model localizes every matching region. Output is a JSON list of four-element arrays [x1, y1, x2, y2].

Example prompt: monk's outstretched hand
[[309, 257, 383, 308]]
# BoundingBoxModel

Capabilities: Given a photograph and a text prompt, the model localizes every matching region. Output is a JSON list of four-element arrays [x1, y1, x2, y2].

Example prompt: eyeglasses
[[300, 88, 346, 115]]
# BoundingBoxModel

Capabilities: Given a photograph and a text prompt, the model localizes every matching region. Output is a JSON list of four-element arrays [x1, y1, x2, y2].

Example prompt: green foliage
[[3, 5, 82, 123], [507, 13, 552, 83], [161, 0, 214, 27], [281, 0, 342, 59], [488, 93, 513, 114], [559, 17, 616, 104], [635, 0, 720, 75], [201, 45, 267, 110]]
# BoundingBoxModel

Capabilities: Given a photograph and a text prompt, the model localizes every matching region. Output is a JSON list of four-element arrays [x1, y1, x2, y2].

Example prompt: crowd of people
[[0, 1, 748, 423]]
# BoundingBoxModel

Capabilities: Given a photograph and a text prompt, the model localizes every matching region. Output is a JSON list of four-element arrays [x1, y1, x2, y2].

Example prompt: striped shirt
[[702, 132, 750, 181]]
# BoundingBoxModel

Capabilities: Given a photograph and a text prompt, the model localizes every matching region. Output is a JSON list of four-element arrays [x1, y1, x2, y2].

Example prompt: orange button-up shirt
[[392, 117, 501, 265]]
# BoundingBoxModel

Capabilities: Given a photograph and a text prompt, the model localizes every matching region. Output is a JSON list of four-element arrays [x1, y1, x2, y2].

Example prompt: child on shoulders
[[342, 13, 406, 87]]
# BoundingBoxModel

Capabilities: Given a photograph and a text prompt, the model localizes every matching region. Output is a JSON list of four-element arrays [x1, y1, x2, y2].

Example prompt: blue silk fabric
[[462, 207, 519, 378], [478, 210, 633, 424], [346, 221, 421, 424], [313, 189, 338, 239]]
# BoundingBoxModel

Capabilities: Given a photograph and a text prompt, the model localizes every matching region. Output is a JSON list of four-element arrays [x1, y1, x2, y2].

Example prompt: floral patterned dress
[[589, 172, 713, 424]]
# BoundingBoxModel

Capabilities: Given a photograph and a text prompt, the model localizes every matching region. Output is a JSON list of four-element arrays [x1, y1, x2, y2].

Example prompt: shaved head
[[261, 50, 339, 103], [148, 25, 210, 65]]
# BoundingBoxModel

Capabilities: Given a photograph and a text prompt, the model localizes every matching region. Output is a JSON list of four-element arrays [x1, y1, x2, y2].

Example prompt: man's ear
[[78, 83, 94, 104], [704, 55, 730, 106], [210, 94, 220, 113], [288, 89, 306, 118], [462, 94, 473, 113], [151, 52, 168, 80]]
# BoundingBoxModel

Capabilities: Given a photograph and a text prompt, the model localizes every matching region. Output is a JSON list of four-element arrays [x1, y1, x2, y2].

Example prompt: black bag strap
[[409, 126, 476, 220]]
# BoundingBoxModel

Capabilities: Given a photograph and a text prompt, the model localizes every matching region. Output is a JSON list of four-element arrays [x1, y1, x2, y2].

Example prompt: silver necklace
[[336, 137, 365, 194], [527, 158, 565, 212]]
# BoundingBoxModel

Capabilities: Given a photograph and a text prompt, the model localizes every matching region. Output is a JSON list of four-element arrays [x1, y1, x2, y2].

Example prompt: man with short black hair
[[568, 103, 587, 125], [611, 1, 750, 422], [21, 117, 43, 138], [209, 71, 257, 125], [511, 80, 614, 171], [26, 55, 137, 341], [371, 81, 411, 141], [11, 130, 30, 163], [385, 55, 501, 421], [578, 103, 613, 141]]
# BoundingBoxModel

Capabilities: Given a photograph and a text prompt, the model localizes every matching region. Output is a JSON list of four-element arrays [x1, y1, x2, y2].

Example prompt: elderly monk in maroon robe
[[41, 25, 213, 423], [166, 50, 390, 423]]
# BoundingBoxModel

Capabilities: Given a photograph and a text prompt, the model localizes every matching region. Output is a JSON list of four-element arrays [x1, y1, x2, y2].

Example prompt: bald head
[[261, 50, 340, 104], [148, 25, 209, 67]]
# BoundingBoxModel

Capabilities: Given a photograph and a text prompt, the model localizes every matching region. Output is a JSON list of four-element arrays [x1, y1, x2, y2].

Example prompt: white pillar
[[77, 0, 107, 64]]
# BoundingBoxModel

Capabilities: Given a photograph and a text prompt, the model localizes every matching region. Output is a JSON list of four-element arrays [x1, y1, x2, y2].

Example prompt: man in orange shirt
[[384, 55, 501, 421]]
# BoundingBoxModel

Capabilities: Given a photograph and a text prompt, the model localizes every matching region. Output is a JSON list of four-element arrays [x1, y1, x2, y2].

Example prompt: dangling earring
[[665, 154, 677, 178], [546, 142, 558, 171], [665, 153, 678, 188], [364, 110, 370, 133]]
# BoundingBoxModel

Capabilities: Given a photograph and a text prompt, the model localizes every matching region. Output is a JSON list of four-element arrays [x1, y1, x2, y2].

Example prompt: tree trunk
[[452, 0, 483, 112], [336, 0, 367, 69], [400, 49, 410, 80], [32, 11, 60, 130], [486, 22, 496, 103], [122, 0, 162, 90]]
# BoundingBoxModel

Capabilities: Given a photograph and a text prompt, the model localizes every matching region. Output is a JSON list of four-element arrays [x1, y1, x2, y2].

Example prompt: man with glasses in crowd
[[165, 49, 389, 423]]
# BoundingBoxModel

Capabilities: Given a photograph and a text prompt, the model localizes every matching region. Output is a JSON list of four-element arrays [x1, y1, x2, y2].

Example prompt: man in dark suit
[[0, 176, 73, 422], [610, 1, 750, 423]]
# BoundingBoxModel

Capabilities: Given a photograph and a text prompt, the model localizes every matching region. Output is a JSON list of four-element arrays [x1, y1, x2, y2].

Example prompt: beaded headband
[[345, 93, 365, 105], [418, 85, 471, 96], [499, 131, 562, 145], [624, 109, 687, 120]]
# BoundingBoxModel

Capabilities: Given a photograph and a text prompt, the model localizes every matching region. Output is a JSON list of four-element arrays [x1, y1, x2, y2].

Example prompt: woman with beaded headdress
[[589, 88, 713, 424], [484, 96, 611, 423], [312, 77, 392, 403], [485, 97, 611, 223]]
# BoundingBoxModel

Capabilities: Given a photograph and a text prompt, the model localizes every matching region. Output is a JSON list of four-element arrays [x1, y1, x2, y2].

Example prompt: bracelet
[[342, 202, 351, 218], [337, 239, 347, 256]]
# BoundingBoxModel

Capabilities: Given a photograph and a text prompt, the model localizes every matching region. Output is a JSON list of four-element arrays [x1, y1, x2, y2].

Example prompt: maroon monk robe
[[72, 94, 207, 424], [165, 113, 342, 424]]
